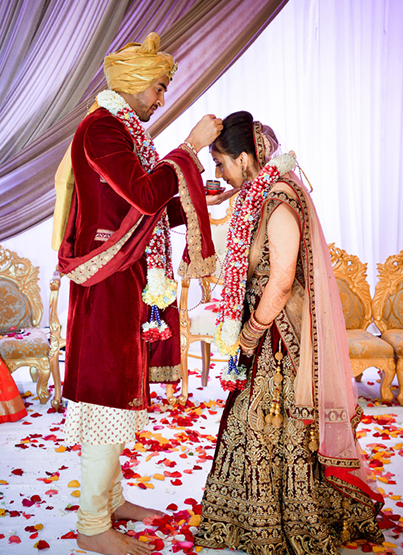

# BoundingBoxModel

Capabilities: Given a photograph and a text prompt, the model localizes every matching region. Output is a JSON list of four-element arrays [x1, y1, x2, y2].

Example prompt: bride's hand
[[205, 187, 240, 206]]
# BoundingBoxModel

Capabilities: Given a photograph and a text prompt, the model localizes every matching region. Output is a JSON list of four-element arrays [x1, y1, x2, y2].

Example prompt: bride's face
[[211, 149, 243, 188]]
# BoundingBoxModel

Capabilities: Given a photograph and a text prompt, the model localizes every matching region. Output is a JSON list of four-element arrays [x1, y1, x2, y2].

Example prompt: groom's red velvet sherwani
[[59, 108, 215, 411]]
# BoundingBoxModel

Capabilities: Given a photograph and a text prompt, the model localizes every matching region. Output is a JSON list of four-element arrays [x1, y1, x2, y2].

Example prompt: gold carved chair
[[167, 199, 234, 405], [328, 244, 396, 403], [372, 251, 403, 405], [48, 270, 66, 409], [0, 245, 56, 405]]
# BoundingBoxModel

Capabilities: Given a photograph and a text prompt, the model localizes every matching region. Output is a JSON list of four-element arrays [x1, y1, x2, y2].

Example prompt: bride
[[195, 111, 384, 554]]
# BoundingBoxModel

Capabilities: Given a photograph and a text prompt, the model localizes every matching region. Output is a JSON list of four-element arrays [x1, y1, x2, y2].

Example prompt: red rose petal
[[35, 539, 50, 550], [184, 498, 197, 506], [60, 531, 78, 539]]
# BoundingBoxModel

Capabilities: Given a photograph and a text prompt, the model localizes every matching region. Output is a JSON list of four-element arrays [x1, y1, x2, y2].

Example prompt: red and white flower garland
[[97, 90, 176, 341], [215, 153, 296, 389]]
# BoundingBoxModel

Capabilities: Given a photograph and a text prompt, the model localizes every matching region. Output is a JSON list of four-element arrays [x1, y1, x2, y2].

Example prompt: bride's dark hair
[[211, 111, 256, 160], [212, 111, 279, 164]]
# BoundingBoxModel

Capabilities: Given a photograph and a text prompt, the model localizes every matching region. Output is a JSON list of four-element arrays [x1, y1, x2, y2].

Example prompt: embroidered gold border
[[64, 217, 144, 284], [149, 364, 182, 383], [161, 159, 217, 279], [253, 121, 265, 169], [326, 475, 379, 508], [351, 405, 363, 432], [94, 229, 114, 242], [178, 143, 204, 172], [128, 396, 143, 407]]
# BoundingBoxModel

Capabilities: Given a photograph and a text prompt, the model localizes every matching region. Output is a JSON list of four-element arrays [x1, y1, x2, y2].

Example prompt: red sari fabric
[[0, 359, 27, 423], [59, 109, 214, 411]]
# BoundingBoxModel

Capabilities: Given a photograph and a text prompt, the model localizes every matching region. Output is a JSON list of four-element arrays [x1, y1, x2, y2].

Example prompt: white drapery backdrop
[[3, 0, 403, 324]]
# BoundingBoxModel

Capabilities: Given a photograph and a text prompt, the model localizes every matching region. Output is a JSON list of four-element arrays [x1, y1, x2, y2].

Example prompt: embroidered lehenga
[[196, 178, 384, 554]]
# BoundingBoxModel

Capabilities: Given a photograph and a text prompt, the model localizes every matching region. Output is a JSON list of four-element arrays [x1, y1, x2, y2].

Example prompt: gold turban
[[104, 32, 177, 95], [51, 32, 177, 251]]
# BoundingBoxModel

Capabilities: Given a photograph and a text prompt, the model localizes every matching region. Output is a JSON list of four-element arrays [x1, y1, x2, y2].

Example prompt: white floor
[[1, 349, 402, 555]]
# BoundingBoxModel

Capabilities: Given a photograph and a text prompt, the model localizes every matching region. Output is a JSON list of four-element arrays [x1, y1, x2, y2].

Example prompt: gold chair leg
[[166, 348, 189, 406], [34, 358, 51, 404], [201, 341, 211, 387], [50, 350, 62, 410], [396, 358, 403, 406], [30, 366, 39, 382], [379, 360, 396, 404], [166, 384, 175, 405], [177, 349, 189, 406]]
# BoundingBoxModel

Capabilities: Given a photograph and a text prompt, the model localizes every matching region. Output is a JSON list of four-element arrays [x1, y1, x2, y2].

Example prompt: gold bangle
[[183, 141, 198, 156], [250, 311, 272, 330]]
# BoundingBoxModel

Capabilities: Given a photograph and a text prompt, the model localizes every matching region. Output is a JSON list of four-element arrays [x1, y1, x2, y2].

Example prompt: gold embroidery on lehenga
[[195, 184, 384, 554]]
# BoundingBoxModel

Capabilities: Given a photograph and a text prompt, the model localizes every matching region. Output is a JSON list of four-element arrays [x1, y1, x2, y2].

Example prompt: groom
[[55, 33, 227, 555]]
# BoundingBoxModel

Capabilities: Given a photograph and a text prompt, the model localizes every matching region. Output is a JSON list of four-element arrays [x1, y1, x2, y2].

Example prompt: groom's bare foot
[[77, 528, 153, 555], [112, 500, 164, 522]]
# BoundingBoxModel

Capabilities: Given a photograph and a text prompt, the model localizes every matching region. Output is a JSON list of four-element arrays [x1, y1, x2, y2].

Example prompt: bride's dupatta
[[286, 172, 384, 511]]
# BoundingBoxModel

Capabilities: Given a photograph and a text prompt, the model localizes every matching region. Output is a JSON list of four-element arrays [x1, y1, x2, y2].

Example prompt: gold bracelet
[[250, 311, 272, 330], [183, 141, 198, 156]]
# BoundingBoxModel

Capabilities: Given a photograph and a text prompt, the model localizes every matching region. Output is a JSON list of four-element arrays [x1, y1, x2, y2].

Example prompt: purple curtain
[[0, 0, 288, 241]]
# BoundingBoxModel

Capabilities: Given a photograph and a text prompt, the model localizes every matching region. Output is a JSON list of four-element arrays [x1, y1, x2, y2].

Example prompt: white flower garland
[[97, 89, 129, 115]]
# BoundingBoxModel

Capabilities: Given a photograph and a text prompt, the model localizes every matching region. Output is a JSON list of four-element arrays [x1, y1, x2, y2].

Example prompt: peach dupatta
[[287, 172, 382, 507]]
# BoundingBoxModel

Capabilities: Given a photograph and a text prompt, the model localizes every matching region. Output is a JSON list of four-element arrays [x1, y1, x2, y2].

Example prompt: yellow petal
[[55, 445, 66, 452], [0, 509, 7, 516], [48, 475, 59, 481], [34, 524, 43, 530], [390, 495, 401, 500], [0, 480, 8, 485], [153, 474, 165, 481], [189, 515, 201, 527], [195, 547, 203, 552], [71, 490, 81, 497], [382, 541, 397, 548], [138, 536, 149, 542], [376, 477, 388, 483], [144, 483, 154, 489], [137, 476, 151, 482], [372, 547, 386, 553], [68, 480, 81, 488]]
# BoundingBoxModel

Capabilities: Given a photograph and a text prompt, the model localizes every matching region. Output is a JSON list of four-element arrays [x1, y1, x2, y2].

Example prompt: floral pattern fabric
[[63, 400, 148, 445]]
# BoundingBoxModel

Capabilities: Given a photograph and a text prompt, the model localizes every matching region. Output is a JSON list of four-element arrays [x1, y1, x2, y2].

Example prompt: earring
[[241, 164, 247, 181]]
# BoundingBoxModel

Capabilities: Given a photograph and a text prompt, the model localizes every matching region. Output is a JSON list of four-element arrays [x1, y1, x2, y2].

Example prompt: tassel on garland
[[220, 351, 248, 391], [141, 305, 172, 343]]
